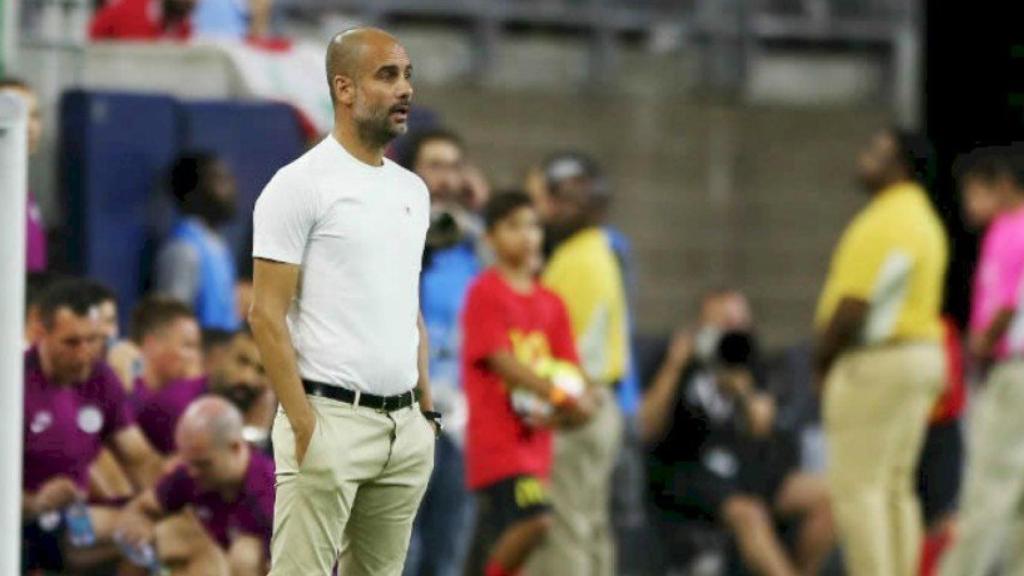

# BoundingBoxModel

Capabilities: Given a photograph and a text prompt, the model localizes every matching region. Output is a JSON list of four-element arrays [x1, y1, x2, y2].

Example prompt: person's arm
[[723, 373, 777, 439], [22, 476, 84, 521], [227, 535, 266, 576], [110, 427, 165, 489], [248, 0, 272, 38], [416, 312, 434, 412], [638, 331, 692, 444], [248, 258, 316, 464], [116, 489, 166, 548], [813, 297, 869, 388], [155, 241, 200, 305], [971, 308, 1015, 360]]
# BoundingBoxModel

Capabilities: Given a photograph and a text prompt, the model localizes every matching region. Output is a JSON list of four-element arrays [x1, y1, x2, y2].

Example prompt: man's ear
[[334, 75, 355, 106]]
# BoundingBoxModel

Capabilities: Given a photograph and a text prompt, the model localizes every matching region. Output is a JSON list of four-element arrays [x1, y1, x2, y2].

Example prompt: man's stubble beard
[[355, 103, 405, 150]]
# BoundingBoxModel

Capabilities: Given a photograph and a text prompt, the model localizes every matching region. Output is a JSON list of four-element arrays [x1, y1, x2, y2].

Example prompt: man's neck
[[39, 351, 79, 387], [332, 122, 385, 167], [495, 262, 535, 293]]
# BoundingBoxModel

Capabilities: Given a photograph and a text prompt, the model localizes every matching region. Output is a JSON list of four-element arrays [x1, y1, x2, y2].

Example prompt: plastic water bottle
[[114, 531, 162, 574], [65, 501, 95, 547]]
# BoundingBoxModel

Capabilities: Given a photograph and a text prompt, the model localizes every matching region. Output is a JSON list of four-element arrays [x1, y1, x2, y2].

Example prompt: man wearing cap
[[249, 27, 437, 575], [526, 152, 628, 576]]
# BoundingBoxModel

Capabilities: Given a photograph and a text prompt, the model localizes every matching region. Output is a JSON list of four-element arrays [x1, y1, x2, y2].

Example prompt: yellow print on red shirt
[[509, 329, 553, 376]]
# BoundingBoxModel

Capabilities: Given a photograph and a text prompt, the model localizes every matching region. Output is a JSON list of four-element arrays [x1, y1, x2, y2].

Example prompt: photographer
[[641, 291, 835, 576]]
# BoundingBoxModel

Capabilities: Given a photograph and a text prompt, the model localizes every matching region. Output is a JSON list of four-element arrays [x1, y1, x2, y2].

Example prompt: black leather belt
[[303, 380, 419, 413]]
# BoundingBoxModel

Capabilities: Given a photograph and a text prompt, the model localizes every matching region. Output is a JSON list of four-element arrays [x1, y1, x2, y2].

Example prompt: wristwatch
[[422, 410, 444, 438]]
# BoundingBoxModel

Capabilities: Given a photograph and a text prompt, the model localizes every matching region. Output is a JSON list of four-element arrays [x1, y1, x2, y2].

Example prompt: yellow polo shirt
[[543, 228, 630, 386], [815, 182, 948, 344]]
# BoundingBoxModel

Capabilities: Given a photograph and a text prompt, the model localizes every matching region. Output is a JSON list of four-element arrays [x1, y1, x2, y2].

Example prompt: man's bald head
[[177, 395, 244, 449], [326, 27, 402, 104]]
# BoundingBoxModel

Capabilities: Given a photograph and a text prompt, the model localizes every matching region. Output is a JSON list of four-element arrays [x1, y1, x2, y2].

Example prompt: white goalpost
[[0, 90, 28, 574]]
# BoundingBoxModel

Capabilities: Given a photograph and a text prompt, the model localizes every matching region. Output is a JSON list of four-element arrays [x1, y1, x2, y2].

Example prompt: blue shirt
[[421, 241, 481, 393]]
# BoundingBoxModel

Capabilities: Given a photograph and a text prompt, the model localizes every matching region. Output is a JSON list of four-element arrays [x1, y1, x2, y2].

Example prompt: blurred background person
[[205, 327, 275, 450], [641, 290, 834, 576], [22, 279, 164, 573], [917, 318, 966, 576], [89, 0, 197, 41], [116, 396, 275, 576], [462, 191, 593, 576], [128, 296, 204, 454], [156, 151, 241, 331], [401, 127, 481, 576], [540, 150, 648, 570], [940, 145, 1024, 576], [528, 154, 628, 576], [0, 78, 47, 272], [815, 128, 947, 576]]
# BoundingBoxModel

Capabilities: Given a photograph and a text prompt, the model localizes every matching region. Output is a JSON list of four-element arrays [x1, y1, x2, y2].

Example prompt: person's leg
[[588, 393, 624, 576], [721, 494, 799, 576], [487, 514, 552, 575], [888, 346, 945, 576], [154, 512, 230, 576], [268, 399, 359, 575], [774, 472, 835, 576], [417, 434, 473, 576], [824, 346, 939, 576], [523, 422, 591, 576], [940, 362, 1024, 576], [338, 405, 435, 576]]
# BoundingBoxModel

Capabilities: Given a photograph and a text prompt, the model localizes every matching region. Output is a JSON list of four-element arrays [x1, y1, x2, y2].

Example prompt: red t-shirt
[[89, 0, 193, 41], [462, 269, 579, 489]]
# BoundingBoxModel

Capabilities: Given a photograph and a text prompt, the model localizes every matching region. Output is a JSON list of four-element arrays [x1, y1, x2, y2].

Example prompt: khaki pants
[[526, 387, 623, 576], [269, 395, 435, 576], [940, 361, 1024, 576], [824, 343, 944, 576]]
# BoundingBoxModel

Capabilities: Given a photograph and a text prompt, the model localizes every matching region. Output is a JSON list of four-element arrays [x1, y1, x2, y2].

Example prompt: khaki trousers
[[824, 343, 944, 576], [268, 395, 435, 576], [940, 361, 1024, 576], [526, 387, 624, 576]]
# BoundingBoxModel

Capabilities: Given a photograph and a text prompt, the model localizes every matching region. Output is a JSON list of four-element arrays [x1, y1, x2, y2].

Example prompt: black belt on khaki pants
[[302, 380, 419, 413]]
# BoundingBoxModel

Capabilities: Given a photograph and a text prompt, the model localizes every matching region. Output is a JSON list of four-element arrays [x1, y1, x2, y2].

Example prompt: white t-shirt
[[252, 136, 430, 396]]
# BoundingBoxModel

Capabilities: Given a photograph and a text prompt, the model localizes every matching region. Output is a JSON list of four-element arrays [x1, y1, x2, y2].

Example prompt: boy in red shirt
[[462, 191, 594, 576]]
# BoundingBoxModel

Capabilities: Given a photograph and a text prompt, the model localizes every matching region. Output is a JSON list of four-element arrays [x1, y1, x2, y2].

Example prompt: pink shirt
[[971, 207, 1024, 359]]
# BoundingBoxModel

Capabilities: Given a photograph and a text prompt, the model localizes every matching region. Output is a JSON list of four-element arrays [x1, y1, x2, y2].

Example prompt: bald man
[[116, 396, 275, 576], [249, 27, 438, 575]]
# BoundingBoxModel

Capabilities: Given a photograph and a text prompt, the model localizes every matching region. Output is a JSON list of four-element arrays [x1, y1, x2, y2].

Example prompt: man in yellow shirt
[[815, 128, 948, 576], [526, 153, 627, 576]]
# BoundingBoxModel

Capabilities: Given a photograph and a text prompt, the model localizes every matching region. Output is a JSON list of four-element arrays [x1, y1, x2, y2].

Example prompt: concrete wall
[[416, 85, 885, 346]]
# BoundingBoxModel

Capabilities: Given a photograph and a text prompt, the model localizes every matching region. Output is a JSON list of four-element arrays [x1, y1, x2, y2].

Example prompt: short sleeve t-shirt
[[23, 348, 135, 492], [462, 269, 579, 489], [543, 228, 630, 386], [253, 136, 430, 396], [131, 377, 208, 455], [970, 207, 1024, 359], [815, 182, 948, 344], [155, 450, 276, 550]]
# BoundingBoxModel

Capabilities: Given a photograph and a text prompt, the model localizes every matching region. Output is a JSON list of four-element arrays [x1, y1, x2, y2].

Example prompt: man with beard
[[528, 154, 628, 576], [815, 128, 947, 576], [250, 27, 437, 575], [207, 328, 277, 450], [157, 152, 241, 331]]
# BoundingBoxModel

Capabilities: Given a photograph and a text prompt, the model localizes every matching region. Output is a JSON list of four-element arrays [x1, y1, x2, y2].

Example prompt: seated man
[[205, 327, 276, 450], [640, 291, 835, 576], [116, 396, 275, 576], [22, 279, 164, 573], [128, 296, 204, 454]]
